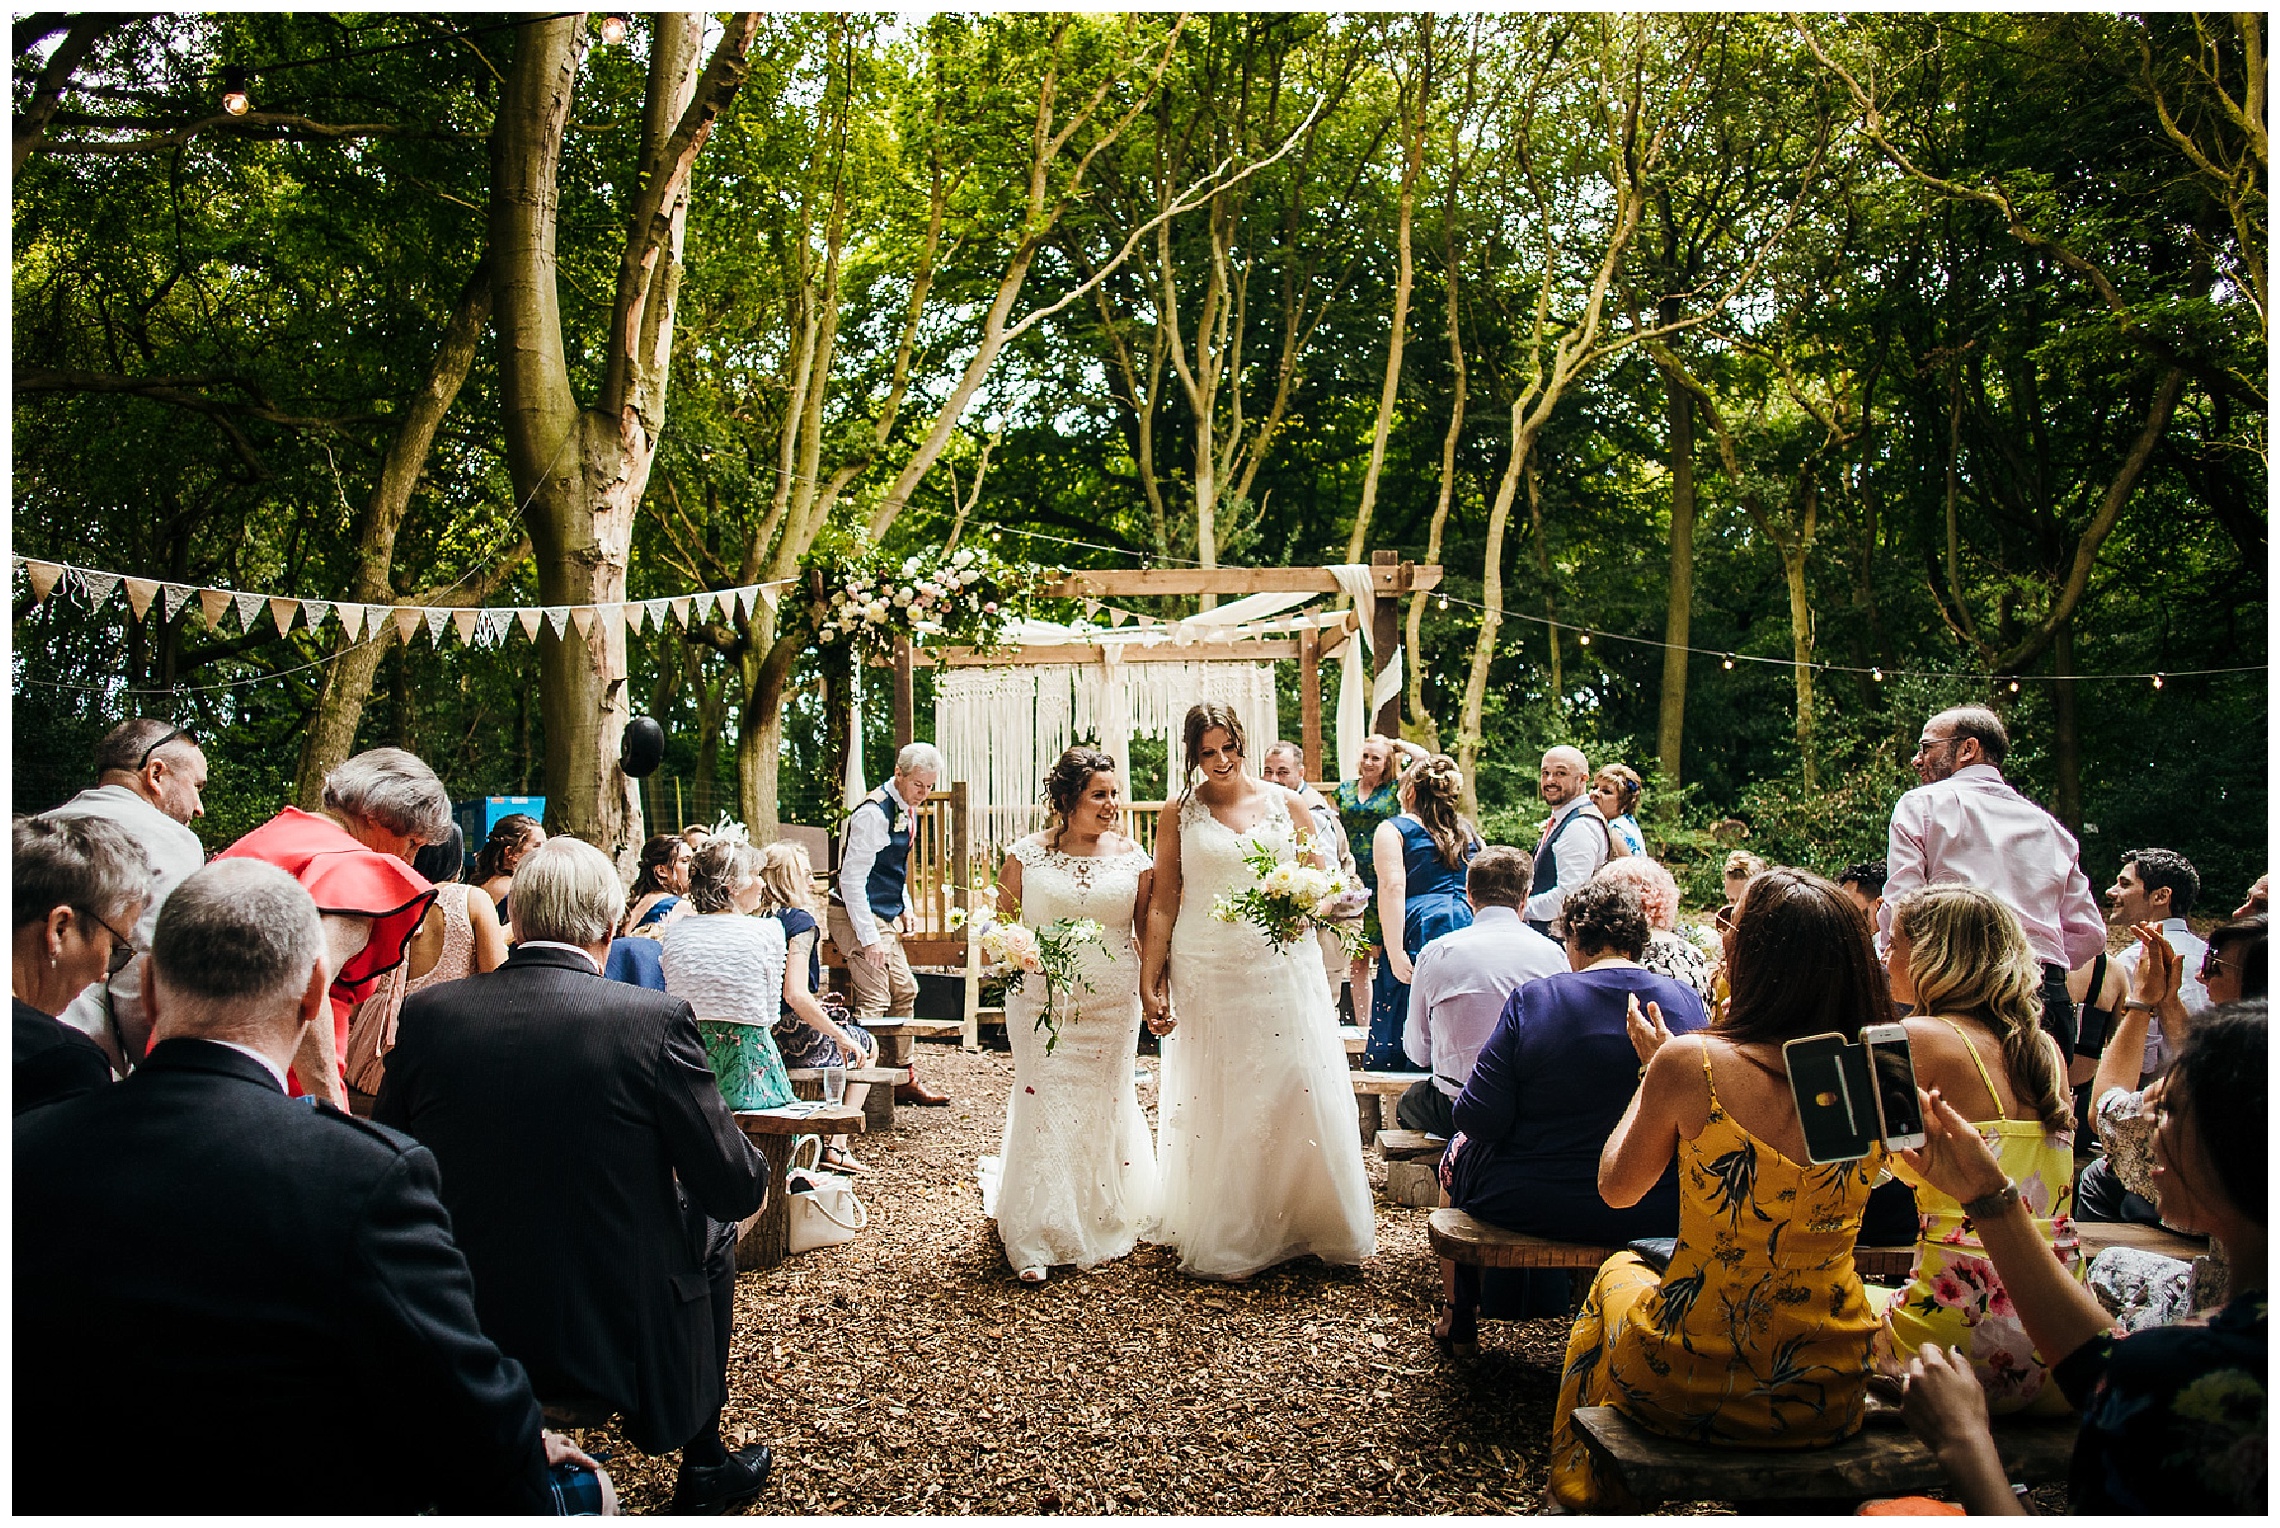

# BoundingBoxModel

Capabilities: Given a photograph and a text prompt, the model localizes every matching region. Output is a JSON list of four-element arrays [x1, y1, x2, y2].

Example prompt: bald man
[[1524, 746, 1610, 942]]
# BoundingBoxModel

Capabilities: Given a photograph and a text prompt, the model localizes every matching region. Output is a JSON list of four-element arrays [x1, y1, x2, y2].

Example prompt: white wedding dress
[[993, 838, 1160, 1272], [1153, 790, 1376, 1280]]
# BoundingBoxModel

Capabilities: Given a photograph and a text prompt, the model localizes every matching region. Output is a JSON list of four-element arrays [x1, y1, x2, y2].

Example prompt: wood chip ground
[[576, 1042, 1962, 1515]]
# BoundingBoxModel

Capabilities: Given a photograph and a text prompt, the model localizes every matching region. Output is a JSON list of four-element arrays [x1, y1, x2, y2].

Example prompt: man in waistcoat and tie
[[1524, 745, 1610, 943], [831, 742, 951, 1106]]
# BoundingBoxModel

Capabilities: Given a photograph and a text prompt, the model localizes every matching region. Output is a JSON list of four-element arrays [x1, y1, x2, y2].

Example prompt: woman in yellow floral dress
[[1549, 868, 1894, 1512], [1872, 884, 2084, 1413]]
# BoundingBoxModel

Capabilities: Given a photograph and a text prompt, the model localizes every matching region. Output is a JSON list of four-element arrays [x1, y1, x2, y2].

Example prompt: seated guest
[[1547, 868, 1891, 1512], [1721, 848, 1767, 909], [1838, 859, 1887, 924], [1898, 1002, 2266, 1516], [45, 717, 208, 1074], [1587, 763, 1646, 857], [215, 747, 447, 1107], [1595, 854, 1712, 997], [661, 838, 796, 1111], [2082, 915, 2268, 1228], [1872, 884, 2082, 1414], [14, 815, 149, 1113], [624, 833, 694, 934], [345, 826, 510, 1103], [473, 812, 547, 929], [757, 839, 875, 1171], [376, 837, 771, 1513], [17, 860, 606, 1513], [603, 923, 668, 990], [1397, 846, 1566, 1139], [1434, 877, 1708, 1342]]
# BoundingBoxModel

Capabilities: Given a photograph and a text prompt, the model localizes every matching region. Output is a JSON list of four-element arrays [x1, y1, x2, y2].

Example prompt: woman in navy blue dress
[[1366, 754, 1481, 1069], [1434, 873, 1710, 1337]]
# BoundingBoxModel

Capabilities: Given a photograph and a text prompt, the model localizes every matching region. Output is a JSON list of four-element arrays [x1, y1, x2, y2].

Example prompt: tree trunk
[[1345, 18, 1431, 565], [1782, 536, 1817, 790], [489, 13, 759, 858], [293, 261, 494, 806], [1454, 401, 1534, 817], [1654, 365, 1695, 810], [1526, 455, 1561, 712], [2051, 615, 2081, 832]]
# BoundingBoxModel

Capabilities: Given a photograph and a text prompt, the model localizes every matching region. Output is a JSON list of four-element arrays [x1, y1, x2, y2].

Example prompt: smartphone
[[1862, 1021, 1926, 1151], [1783, 1032, 1877, 1163]]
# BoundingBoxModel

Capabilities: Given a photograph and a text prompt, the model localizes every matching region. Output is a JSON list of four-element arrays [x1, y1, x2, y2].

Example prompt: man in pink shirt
[[1879, 705, 2107, 1055]]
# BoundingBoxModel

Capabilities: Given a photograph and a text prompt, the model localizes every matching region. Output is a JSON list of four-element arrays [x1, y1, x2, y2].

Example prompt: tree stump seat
[[862, 1019, 964, 1068], [1348, 1068, 1424, 1145], [786, 1065, 909, 1132], [1569, 1402, 2075, 1510], [1374, 1128, 1448, 1162], [733, 1104, 866, 1271]]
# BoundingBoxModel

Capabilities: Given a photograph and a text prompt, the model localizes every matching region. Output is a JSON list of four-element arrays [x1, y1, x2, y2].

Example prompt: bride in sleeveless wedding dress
[[991, 749, 1159, 1281], [1140, 705, 1376, 1281]]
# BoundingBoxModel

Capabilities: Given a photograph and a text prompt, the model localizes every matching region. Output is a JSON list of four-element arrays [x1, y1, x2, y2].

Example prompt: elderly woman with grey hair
[[216, 747, 451, 1109], [1592, 856, 1712, 998], [15, 813, 153, 1112]]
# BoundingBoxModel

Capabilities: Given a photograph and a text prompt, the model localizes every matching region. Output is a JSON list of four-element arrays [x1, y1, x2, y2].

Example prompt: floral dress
[[1332, 777, 1401, 946], [1870, 1019, 2082, 1414], [1548, 1038, 1885, 1512], [2055, 1292, 2266, 1512]]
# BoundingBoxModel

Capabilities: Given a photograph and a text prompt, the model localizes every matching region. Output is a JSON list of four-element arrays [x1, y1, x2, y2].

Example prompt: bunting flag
[[10, 558, 792, 655]]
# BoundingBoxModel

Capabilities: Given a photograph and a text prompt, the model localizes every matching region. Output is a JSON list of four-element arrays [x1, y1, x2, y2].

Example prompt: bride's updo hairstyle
[[1043, 745, 1118, 850], [1402, 752, 1480, 870], [1180, 702, 1248, 796], [685, 840, 761, 914]]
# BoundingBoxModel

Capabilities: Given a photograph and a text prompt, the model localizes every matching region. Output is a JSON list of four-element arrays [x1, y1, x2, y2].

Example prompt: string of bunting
[[13, 556, 790, 651]]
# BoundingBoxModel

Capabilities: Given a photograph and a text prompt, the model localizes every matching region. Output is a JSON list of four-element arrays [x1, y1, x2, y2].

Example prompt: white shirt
[[515, 941, 601, 972], [48, 784, 208, 1074], [2112, 915, 2209, 1076], [1401, 906, 1568, 1097], [215, 1040, 290, 1093], [1877, 764, 2106, 970], [1521, 796, 1608, 927], [836, 779, 913, 949]]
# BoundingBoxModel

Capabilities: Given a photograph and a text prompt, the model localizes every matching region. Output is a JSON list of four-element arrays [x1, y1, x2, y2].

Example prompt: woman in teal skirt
[[659, 838, 796, 1110]]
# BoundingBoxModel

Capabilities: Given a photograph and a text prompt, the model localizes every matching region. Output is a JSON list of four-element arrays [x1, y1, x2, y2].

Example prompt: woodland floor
[[573, 1039, 1769, 1516]]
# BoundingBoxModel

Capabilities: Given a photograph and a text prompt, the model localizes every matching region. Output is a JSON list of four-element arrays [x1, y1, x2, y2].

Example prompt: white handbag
[[785, 1159, 868, 1254]]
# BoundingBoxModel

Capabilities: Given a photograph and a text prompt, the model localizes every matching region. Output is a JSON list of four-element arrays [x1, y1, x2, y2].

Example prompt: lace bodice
[[1009, 836, 1151, 936], [405, 883, 477, 996]]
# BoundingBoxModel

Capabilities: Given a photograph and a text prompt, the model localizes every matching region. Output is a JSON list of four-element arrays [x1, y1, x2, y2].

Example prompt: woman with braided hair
[[1364, 752, 1482, 1069]]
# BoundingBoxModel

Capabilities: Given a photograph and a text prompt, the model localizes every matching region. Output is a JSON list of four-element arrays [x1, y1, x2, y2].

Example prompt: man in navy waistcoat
[[831, 742, 951, 1105]]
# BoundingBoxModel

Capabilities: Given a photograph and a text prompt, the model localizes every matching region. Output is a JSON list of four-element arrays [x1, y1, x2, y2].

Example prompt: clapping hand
[[2126, 921, 2182, 1007], [1625, 993, 1673, 1064], [1896, 1088, 2008, 1205]]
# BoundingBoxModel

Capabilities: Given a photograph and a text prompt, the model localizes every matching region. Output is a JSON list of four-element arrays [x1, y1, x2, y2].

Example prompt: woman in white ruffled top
[[990, 746, 1160, 1283], [659, 839, 795, 1111]]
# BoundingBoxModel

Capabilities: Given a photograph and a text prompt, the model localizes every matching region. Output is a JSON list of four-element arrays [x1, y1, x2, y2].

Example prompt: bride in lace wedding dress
[[991, 748, 1160, 1282], [1140, 705, 1376, 1281]]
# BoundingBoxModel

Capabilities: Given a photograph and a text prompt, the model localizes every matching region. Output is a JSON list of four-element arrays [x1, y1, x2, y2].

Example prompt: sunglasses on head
[[137, 724, 195, 771]]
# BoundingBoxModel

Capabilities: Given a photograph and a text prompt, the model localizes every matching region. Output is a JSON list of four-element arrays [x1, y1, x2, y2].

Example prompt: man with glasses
[[1878, 704, 2106, 1054], [44, 718, 209, 1075]]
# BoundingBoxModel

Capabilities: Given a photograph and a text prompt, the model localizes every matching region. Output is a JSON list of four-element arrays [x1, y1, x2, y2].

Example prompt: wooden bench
[[734, 1104, 866, 1270], [1375, 1128, 1448, 1162], [1338, 1024, 1366, 1063], [786, 1065, 909, 1133], [1571, 1402, 2076, 1509], [863, 1018, 965, 1068], [1349, 1069, 1424, 1146], [1377, 1129, 1449, 1208], [2074, 1219, 2206, 1261]]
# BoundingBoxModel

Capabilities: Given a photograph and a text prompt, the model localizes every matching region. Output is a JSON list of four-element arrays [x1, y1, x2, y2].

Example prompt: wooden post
[[891, 635, 916, 749], [952, 781, 980, 1051], [1299, 626, 1323, 780], [1370, 550, 1402, 736]]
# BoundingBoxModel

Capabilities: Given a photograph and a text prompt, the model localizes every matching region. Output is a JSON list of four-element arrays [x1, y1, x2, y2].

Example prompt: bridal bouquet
[[979, 913, 1104, 1055], [1211, 832, 1372, 957]]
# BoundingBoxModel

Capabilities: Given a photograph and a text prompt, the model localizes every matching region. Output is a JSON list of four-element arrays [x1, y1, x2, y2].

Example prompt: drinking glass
[[822, 1064, 847, 1106]]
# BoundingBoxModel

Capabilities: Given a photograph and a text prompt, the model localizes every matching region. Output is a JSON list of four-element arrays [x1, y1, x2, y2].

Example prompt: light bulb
[[1577, 632, 1591, 646], [1721, 654, 1735, 670], [1436, 594, 1448, 611], [220, 65, 251, 115], [599, 13, 629, 45], [1871, 667, 1883, 682], [2152, 673, 2165, 689], [2008, 679, 2020, 693]]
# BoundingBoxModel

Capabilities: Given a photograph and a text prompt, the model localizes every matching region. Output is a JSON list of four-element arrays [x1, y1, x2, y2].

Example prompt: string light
[[1577, 632, 1591, 646], [219, 65, 251, 115], [2007, 678, 2020, 693], [1871, 667, 1883, 682], [2153, 673, 2165, 689], [1722, 653, 1736, 670], [1436, 594, 1449, 611], [599, 13, 630, 45]]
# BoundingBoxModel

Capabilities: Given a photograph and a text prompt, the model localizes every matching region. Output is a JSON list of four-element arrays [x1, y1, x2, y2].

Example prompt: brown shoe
[[896, 1070, 951, 1107]]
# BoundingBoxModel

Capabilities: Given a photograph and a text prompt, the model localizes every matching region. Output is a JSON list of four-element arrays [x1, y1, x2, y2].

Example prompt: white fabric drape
[[935, 662, 1279, 858], [843, 671, 867, 809], [1325, 562, 1403, 778]]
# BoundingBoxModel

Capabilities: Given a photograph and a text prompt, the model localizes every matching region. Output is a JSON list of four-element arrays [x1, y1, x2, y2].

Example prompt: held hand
[[1625, 993, 1673, 1065], [1896, 1088, 2008, 1204], [1900, 1344, 1993, 1459]]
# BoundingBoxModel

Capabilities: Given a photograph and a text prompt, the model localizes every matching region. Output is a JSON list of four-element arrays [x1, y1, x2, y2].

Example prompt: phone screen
[[1867, 1031, 1924, 1144], [1786, 1034, 1875, 1163]]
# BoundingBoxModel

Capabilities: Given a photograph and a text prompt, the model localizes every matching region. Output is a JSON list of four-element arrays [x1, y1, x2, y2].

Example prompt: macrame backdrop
[[935, 662, 1279, 855]]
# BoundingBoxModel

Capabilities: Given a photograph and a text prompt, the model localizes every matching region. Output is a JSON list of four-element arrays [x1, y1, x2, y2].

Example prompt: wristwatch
[[1961, 1180, 2021, 1222]]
